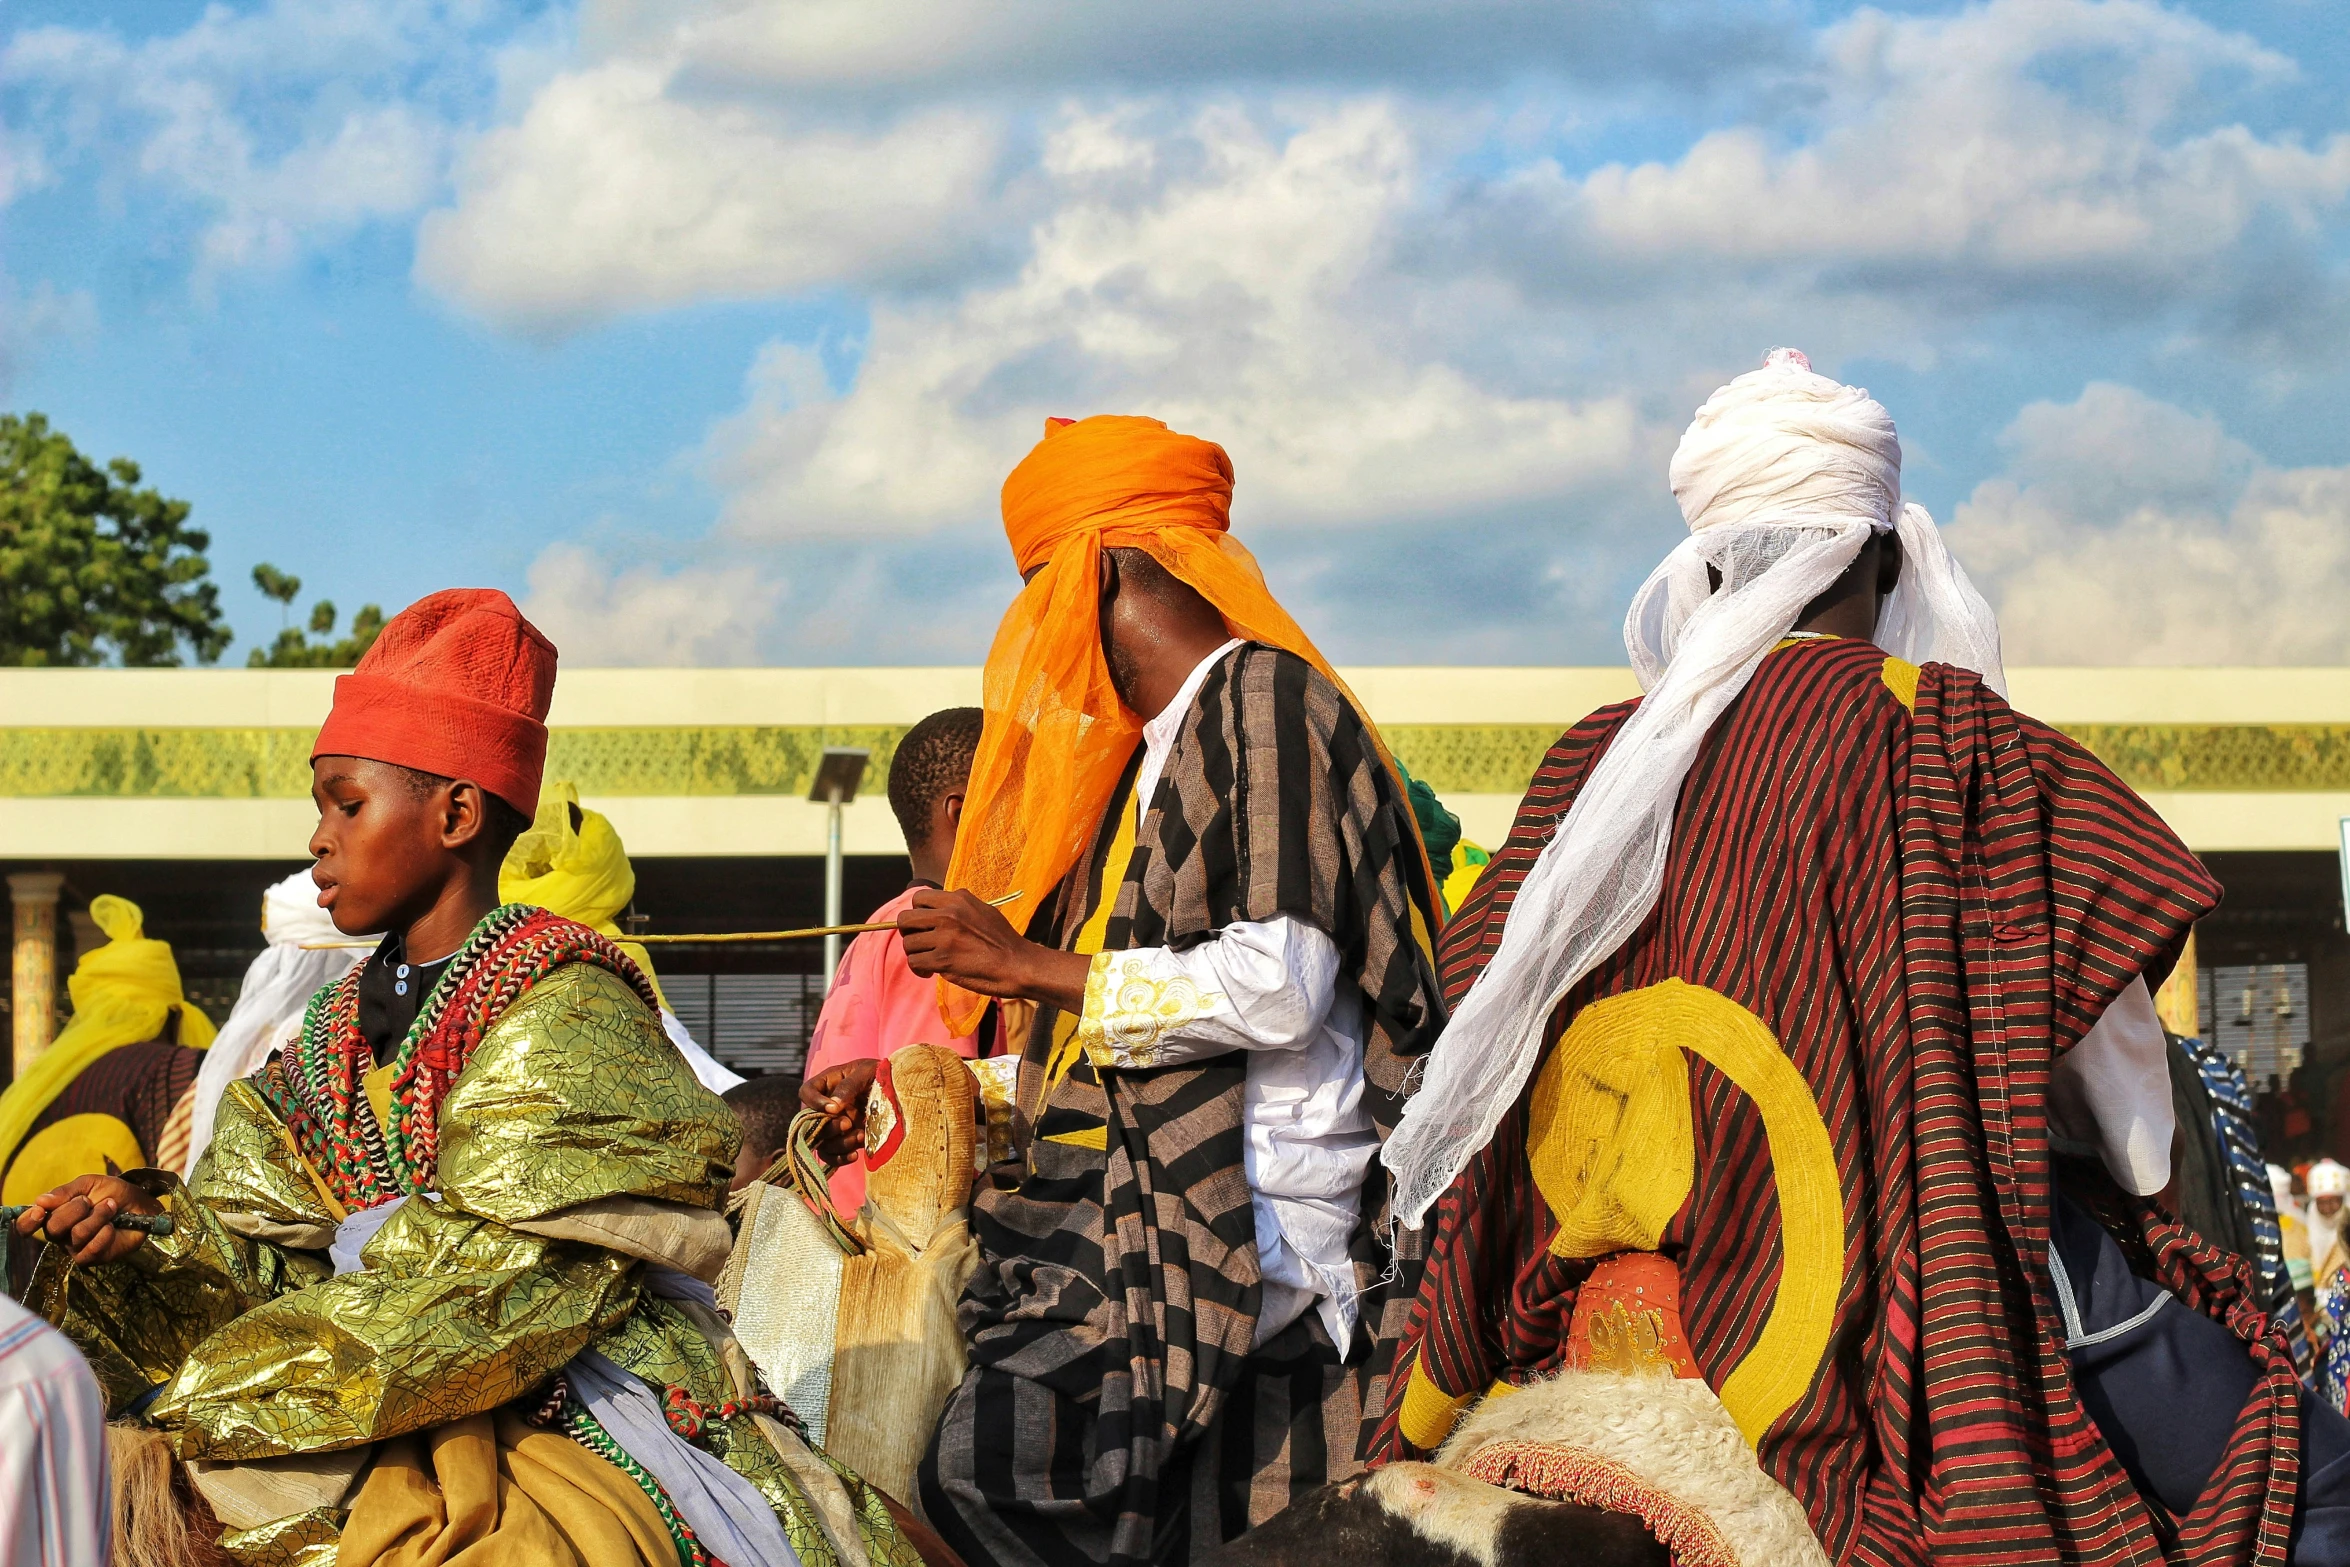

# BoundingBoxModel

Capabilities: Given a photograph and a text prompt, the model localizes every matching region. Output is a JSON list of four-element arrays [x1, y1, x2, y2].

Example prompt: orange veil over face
[[941, 414, 1427, 1031]]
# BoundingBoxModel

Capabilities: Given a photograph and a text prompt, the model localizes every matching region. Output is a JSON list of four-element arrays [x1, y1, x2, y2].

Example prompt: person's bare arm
[[898, 889, 1090, 1013], [13, 1174, 161, 1266]]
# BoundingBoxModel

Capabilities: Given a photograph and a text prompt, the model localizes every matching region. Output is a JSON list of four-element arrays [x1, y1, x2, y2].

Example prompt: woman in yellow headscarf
[[499, 781, 743, 1092], [941, 414, 1434, 1031], [0, 895, 216, 1203]]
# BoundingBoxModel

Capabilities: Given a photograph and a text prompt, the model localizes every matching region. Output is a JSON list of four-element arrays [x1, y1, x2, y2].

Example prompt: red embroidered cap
[[311, 588, 557, 815]]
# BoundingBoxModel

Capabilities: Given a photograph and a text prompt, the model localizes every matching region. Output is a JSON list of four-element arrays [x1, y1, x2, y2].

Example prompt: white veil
[[1384, 350, 2007, 1227], [183, 870, 369, 1175]]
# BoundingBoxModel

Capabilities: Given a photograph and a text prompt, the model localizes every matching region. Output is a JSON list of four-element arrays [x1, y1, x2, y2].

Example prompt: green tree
[[245, 579, 385, 667], [0, 413, 230, 666], [252, 563, 302, 628]]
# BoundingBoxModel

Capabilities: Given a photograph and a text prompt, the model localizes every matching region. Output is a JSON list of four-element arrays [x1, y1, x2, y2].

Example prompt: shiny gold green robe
[[32, 962, 915, 1567]]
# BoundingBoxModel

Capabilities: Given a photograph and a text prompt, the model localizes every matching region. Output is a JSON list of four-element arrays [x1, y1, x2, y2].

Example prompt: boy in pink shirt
[[801, 708, 985, 1211]]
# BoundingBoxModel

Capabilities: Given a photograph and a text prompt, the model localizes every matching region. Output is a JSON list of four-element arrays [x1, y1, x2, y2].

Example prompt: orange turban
[[942, 414, 1427, 1031]]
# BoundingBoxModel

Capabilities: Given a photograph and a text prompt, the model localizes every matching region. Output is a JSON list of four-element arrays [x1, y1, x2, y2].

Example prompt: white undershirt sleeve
[[1077, 915, 1340, 1070]]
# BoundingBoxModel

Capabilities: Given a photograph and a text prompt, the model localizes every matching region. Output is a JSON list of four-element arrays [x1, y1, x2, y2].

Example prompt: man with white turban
[[1368, 352, 2339, 1562], [2312, 1160, 2350, 1295]]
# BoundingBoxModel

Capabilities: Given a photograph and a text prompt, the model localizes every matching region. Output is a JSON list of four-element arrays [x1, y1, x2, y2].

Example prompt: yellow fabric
[[3, 1113, 146, 1204], [500, 780, 666, 1010], [337, 1408, 675, 1566], [1035, 768, 1142, 1151], [0, 895, 215, 1187], [1880, 655, 1921, 712], [1441, 841, 1490, 921], [363, 1063, 395, 1155], [1527, 993, 1695, 1260], [1523, 980, 1844, 1447], [943, 413, 1432, 1033], [1398, 1353, 1475, 1453]]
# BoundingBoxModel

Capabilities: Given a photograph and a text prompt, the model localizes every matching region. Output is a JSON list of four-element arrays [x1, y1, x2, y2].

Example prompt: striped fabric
[[923, 645, 1444, 1567], [4, 1038, 204, 1188], [2186, 1034, 2312, 1374], [1371, 638, 2300, 1565], [0, 1292, 110, 1566]]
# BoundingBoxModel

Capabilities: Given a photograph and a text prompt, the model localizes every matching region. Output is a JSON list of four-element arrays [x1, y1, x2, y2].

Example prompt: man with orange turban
[[811, 415, 1445, 1565]]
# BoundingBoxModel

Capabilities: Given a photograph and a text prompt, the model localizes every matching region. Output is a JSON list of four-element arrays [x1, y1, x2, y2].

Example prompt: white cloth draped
[[1384, 349, 2007, 1228], [185, 871, 368, 1177]]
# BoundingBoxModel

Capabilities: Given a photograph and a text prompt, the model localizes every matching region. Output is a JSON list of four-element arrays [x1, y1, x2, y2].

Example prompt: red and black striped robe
[[1371, 637, 2302, 1565]]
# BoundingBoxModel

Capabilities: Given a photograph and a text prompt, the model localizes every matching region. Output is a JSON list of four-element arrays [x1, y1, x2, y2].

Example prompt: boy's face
[[309, 756, 451, 936], [730, 1138, 777, 1193]]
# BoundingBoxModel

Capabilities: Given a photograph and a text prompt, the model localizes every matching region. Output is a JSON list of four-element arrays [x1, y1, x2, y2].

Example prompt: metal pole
[[823, 785, 845, 992]]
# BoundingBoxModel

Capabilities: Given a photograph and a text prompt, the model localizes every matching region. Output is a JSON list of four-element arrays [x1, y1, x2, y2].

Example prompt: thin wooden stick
[[300, 890, 1023, 950], [633, 890, 1023, 944]]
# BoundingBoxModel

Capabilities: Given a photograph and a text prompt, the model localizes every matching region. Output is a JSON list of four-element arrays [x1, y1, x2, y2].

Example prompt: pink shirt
[[804, 886, 980, 1213]]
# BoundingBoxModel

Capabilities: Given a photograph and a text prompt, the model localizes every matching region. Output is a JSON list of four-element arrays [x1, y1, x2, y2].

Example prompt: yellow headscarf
[[942, 414, 1431, 1032], [499, 781, 667, 1010], [0, 895, 217, 1185]]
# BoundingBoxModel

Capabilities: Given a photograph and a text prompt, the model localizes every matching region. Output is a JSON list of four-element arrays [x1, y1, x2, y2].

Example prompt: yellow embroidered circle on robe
[[1522, 978, 1844, 1447]]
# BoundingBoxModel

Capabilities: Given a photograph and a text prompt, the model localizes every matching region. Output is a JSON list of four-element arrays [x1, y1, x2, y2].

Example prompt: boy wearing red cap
[[13, 591, 917, 1567]]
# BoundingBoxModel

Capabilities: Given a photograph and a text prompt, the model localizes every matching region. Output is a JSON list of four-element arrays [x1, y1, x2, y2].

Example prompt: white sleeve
[[661, 1007, 747, 1094], [2052, 975, 2175, 1197], [1078, 915, 1339, 1070]]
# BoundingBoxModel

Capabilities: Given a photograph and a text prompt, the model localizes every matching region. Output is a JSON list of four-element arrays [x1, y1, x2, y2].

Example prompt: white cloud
[[18, 0, 2349, 668], [415, 61, 1011, 333], [701, 102, 1643, 541], [520, 541, 786, 665], [1, 0, 509, 283], [1451, 0, 2350, 356], [480, 0, 2350, 663], [1947, 382, 2350, 663], [0, 279, 98, 396], [0, 116, 46, 206]]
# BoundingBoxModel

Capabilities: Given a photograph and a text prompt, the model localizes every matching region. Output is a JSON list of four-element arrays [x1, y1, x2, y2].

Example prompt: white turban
[[2271, 1162, 2301, 1216], [1386, 350, 2007, 1227], [2312, 1160, 2350, 1199], [182, 871, 369, 1175]]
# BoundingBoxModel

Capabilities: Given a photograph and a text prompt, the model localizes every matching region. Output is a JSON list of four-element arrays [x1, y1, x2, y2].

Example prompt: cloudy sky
[[3, 0, 2346, 667]]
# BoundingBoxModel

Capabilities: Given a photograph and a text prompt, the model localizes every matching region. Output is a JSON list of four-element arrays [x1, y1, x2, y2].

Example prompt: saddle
[[718, 1043, 984, 1512]]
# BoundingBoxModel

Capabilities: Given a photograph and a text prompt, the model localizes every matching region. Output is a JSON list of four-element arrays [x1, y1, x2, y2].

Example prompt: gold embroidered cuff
[[1076, 952, 1224, 1071]]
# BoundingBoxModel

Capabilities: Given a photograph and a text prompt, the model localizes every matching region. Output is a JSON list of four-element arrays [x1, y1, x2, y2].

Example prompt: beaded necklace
[[262, 904, 659, 1211]]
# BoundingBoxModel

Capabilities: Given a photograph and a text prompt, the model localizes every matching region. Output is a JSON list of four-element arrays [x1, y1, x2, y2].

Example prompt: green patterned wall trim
[[5, 722, 2350, 799], [0, 729, 318, 799], [0, 726, 915, 799], [543, 726, 911, 798], [1381, 726, 1570, 796], [1390, 723, 2350, 797], [2058, 725, 2350, 794]]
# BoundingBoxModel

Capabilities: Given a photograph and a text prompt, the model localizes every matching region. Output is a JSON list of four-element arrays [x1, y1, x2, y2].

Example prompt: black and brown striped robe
[[921, 643, 1444, 1567], [1368, 636, 2303, 1564]]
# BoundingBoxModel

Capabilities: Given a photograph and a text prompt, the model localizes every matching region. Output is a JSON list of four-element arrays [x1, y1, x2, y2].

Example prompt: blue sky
[[3, 0, 2346, 666]]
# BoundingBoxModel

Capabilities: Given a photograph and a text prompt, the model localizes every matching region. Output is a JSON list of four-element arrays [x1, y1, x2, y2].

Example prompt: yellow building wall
[[0, 665, 2345, 858]]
